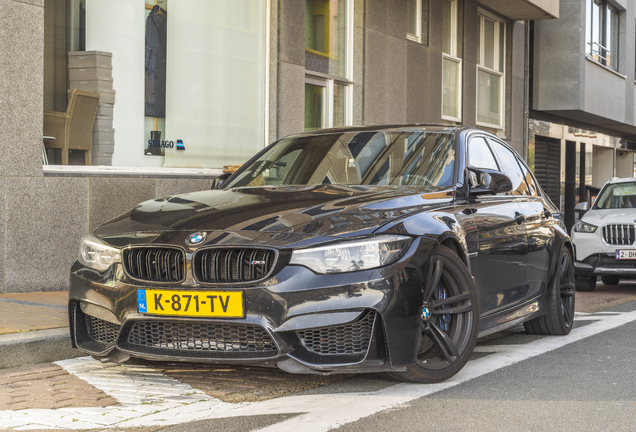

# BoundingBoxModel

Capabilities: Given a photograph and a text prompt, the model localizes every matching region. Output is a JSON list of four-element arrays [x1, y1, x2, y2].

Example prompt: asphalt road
[[3, 297, 636, 431], [153, 301, 636, 432]]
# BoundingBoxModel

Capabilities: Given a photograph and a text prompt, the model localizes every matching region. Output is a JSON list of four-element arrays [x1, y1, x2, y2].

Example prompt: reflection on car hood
[[583, 208, 636, 225], [94, 185, 454, 238]]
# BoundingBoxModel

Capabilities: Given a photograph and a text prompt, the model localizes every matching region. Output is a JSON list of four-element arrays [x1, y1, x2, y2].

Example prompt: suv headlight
[[290, 235, 412, 274], [78, 235, 121, 271], [573, 220, 597, 233]]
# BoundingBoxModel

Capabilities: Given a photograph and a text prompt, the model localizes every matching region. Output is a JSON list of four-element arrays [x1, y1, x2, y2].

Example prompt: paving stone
[[0, 363, 117, 411], [138, 360, 348, 403]]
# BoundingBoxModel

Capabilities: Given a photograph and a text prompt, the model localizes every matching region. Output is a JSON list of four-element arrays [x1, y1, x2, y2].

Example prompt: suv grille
[[123, 247, 185, 282], [127, 321, 277, 353], [602, 224, 635, 245], [297, 310, 376, 356], [194, 248, 276, 283]]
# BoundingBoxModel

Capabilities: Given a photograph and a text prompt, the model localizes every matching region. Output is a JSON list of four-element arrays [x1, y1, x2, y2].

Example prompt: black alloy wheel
[[382, 245, 479, 383], [525, 247, 575, 335]]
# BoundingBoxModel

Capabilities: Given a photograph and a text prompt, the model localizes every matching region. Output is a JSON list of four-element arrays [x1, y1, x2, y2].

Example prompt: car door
[[503, 143, 552, 298], [466, 136, 529, 317], [487, 138, 551, 305]]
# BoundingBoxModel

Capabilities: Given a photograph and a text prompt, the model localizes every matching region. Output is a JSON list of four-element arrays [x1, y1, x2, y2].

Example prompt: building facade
[[531, 0, 636, 231], [0, 0, 558, 293]]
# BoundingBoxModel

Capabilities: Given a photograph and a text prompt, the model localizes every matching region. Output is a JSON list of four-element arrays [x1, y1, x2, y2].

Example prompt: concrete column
[[579, 142, 586, 203], [0, 0, 45, 177], [564, 140, 576, 233], [275, 0, 305, 139], [616, 150, 634, 178], [592, 146, 615, 188]]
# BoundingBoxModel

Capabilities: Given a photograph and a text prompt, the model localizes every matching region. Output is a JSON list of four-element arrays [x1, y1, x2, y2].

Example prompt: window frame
[[441, 0, 461, 122], [407, 0, 422, 43], [586, 0, 620, 71], [304, 0, 353, 131], [304, 74, 353, 130], [488, 137, 535, 197], [476, 9, 506, 130]]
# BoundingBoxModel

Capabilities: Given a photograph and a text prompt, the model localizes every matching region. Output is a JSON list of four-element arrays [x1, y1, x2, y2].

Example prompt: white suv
[[572, 177, 636, 291]]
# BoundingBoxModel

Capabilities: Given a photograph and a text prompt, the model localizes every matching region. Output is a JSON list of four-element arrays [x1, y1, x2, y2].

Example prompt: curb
[[0, 328, 82, 369]]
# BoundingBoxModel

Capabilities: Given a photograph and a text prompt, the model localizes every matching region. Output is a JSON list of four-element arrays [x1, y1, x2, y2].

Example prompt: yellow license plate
[[137, 289, 244, 318]]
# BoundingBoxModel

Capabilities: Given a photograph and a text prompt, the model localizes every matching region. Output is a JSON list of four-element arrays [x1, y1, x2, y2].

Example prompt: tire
[[382, 245, 479, 383], [575, 275, 596, 292], [601, 275, 620, 286], [524, 247, 575, 336]]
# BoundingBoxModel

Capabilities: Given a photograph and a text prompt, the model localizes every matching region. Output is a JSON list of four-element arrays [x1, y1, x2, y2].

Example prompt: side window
[[468, 137, 499, 170], [489, 140, 530, 196], [516, 156, 538, 196]]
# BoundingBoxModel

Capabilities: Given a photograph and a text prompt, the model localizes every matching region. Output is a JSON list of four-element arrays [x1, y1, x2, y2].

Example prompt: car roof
[[608, 177, 636, 185]]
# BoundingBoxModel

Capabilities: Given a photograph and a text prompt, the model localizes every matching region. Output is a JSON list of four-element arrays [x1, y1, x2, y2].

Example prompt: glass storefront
[[43, 0, 268, 169]]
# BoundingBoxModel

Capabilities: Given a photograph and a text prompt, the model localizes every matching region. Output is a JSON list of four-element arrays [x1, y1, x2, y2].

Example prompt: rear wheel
[[382, 245, 478, 383], [575, 275, 596, 292], [524, 247, 575, 335], [601, 275, 620, 286]]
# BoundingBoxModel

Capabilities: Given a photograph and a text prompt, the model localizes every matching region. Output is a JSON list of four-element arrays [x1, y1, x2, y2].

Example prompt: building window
[[442, 0, 461, 121], [586, 0, 619, 71], [477, 11, 505, 129], [43, 0, 268, 168], [407, 0, 421, 42], [305, 0, 352, 131]]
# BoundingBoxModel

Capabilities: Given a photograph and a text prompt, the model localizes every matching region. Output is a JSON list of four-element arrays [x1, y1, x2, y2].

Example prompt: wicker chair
[[43, 89, 100, 165]]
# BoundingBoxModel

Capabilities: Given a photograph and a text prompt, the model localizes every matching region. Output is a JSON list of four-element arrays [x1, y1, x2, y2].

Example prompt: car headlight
[[290, 235, 412, 274], [573, 220, 597, 233], [78, 235, 121, 271]]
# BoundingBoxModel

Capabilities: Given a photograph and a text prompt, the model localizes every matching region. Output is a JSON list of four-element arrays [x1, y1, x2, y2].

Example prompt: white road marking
[[0, 310, 635, 431]]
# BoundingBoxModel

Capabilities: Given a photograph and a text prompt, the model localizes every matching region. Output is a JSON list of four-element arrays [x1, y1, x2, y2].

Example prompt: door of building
[[534, 135, 561, 207]]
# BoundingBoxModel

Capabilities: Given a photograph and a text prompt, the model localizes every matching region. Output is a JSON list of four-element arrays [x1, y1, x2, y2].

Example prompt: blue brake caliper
[[436, 284, 452, 332]]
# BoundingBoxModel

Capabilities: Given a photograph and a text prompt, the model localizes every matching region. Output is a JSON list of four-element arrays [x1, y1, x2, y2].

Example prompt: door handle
[[515, 211, 526, 224]]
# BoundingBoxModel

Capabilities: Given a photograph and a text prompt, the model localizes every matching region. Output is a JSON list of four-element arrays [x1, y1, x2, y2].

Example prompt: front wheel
[[382, 245, 479, 383], [524, 247, 575, 335]]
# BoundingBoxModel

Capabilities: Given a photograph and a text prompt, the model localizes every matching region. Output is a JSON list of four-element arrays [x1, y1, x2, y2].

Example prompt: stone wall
[[0, 0, 217, 293]]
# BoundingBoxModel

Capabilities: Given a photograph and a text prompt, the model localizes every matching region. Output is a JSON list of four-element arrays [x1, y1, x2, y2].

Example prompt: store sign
[[146, 139, 186, 151]]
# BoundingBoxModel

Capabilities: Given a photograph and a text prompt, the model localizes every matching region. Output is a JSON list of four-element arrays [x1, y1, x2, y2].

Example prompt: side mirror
[[468, 167, 513, 196], [574, 201, 589, 214], [211, 173, 231, 190]]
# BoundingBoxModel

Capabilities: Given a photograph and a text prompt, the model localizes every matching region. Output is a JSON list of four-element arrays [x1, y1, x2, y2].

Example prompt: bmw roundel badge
[[421, 305, 431, 320], [186, 232, 207, 246]]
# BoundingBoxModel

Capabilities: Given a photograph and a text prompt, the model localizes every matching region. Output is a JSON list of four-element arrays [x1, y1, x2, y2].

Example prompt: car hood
[[94, 185, 454, 242], [582, 208, 636, 225]]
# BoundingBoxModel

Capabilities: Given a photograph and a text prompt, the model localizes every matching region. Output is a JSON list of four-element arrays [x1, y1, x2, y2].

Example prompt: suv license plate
[[616, 250, 636, 260], [137, 289, 244, 318]]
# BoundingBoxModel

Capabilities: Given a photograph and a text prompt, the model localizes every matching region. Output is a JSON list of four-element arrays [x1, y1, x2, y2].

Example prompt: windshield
[[595, 182, 636, 209], [224, 131, 456, 188]]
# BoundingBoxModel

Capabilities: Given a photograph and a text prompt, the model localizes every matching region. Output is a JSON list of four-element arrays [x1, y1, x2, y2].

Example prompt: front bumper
[[574, 253, 636, 277], [68, 238, 434, 374]]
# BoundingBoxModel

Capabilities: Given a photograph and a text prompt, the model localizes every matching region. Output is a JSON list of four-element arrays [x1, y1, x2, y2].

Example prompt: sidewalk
[[0, 291, 80, 369], [1, 283, 636, 370]]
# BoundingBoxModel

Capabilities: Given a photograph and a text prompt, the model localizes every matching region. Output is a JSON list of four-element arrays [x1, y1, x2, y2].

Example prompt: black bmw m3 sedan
[[69, 125, 574, 383]]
